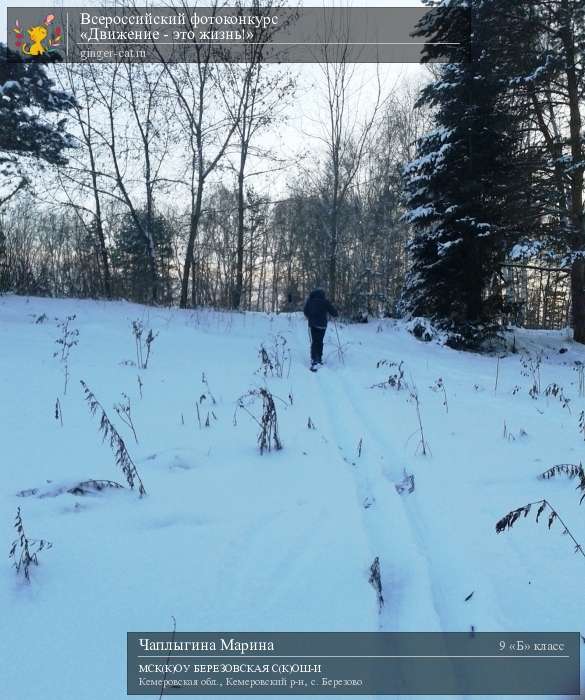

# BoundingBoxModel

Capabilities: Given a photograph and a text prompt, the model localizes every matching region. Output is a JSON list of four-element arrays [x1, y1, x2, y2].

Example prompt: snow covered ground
[[2, 293, 585, 699]]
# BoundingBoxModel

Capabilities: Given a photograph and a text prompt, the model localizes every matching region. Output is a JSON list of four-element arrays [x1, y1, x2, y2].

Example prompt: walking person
[[303, 288, 338, 371]]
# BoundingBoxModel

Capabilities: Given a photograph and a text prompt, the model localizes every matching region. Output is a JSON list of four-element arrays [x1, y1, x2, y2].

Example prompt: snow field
[[2, 294, 584, 699]]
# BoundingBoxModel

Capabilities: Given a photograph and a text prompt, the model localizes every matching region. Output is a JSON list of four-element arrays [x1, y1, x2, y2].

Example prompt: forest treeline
[[0, 28, 424, 319], [0, 0, 583, 347]]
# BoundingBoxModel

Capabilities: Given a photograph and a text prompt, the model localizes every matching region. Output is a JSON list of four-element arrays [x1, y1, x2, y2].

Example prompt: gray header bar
[[6, 7, 470, 63]]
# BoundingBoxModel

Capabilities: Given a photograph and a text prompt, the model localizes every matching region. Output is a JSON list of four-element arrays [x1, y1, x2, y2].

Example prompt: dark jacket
[[303, 289, 338, 328]]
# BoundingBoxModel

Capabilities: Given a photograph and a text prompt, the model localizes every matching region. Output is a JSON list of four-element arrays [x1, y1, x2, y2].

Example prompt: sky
[[3, 1, 427, 200]]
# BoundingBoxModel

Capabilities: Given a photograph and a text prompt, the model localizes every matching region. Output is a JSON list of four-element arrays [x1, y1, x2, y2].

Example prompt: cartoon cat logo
[[13, 14, 62, 57]]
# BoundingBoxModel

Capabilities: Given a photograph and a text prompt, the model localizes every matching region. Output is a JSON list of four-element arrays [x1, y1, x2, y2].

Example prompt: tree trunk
[[328, 174, 339, 303], [87, 136, 111, 298], [233, 150, 246, 309], [560, 0, 585, 342], [93, 210, 111, 299], [572, 260, 585, 342], [180, 171, 204, 309], [144, 146, 158, 305]]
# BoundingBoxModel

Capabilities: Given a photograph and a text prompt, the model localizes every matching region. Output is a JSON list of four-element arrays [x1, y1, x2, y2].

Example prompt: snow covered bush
[[54, 314, 79, 394], [113, 393, 139, 444], [543, 383, 571, 412], [579, 412, 585, 442], [520, 351, 543, 399], [372, 363, 430, 455], [257, 333, 291, 379], [373, 360, 408, 391], [405, 317, 437, 343], [368, 557, 384, 610], [54, 397, 62, 426], [496, 500, 585, 560], [81, 381, 147, 496], [538, 464, 584, 483], [131, 320, 158, 369], [497, 464, 585, 559], [17, 479, 124, 499], [196, 372, 218, 428], [200, 373, 217, 405], [502, 422, 528, 442], [9, 507, 52, 583], [408, 384, 431, 457], [574, 362, 585, 397], [430, 377, 448, 413], [236, 388, 283, 454]]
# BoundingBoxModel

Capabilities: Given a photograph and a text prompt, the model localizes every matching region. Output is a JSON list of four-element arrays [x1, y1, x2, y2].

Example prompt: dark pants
[[310, 326, 326, 363]]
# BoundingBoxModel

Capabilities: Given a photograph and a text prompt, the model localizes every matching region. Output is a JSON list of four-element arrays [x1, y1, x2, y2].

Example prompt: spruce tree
[[0, 44, 75, 205], [401, 1, 542, 347], [111, 210, 174, 303]]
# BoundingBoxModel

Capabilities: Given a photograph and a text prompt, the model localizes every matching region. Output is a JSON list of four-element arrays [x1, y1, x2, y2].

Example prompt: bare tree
[[212, 0, 297, 309], [54, 63, 112, 298], [312, 12, 384, 303], [87, 62, 171, 303], [148, 1, 247, 308]]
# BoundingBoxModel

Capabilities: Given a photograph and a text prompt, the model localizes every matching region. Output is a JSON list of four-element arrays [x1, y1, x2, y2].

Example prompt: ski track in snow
[[293, 324, 467, 700], [293, 321, 443, 633]]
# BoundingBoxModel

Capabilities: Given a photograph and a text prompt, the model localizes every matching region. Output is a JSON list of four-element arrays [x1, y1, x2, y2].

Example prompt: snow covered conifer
[[0, 44, 75, 205], [401, 1, 542, 347]]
